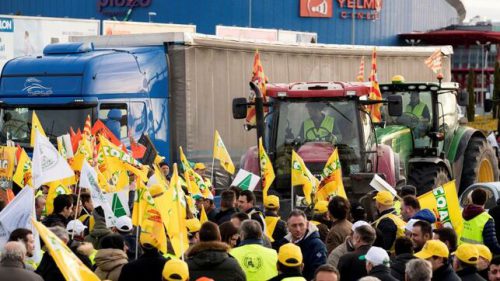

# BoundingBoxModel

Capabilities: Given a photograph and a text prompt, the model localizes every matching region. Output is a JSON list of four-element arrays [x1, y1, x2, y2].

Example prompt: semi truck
[[0, 32, 452, 187]]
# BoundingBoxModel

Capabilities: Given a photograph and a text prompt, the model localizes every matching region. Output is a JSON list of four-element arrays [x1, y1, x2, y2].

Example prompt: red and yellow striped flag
[[424, 49, 443, 74], [83, 115, 92, 137], [368, 48, 382, 122], [246, 50, 268, 125], [356, 56, 365, 82]]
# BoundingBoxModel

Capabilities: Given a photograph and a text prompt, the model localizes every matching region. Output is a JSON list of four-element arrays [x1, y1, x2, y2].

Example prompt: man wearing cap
[[453, 243, 486, 281], [114, 215, 141, 260], [186, 218, 202, 246], [476, 244, 493, 280], [310, 200, 331, 243], [264, 195, 287, 250], [162, 259, 189, 281], [363, 246, 398, 281], [373, 191, 406, 251], [268, 243, 307, 281], [338, 224, 377, 281], [433, 227, 458, 253], [414, 239, 460, 281], [325, 196, 352, 254]]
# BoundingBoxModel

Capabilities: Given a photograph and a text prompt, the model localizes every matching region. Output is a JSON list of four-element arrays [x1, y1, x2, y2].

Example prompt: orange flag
[[368, 48, 382, 122], [246, 50, 268, 125]]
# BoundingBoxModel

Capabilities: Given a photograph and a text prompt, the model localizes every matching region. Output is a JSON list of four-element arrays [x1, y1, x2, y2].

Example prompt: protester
[[186, 218, 202, 246], [238, 190, 265, 229], [314, 264, 340, 281], [327, 220, 368, 268], [94, 234, 128, 281], [213, 189, 238, 225], [8, 228, 36, 269], [414, 239, 459, 281], [311, 200, 331, 242], [390, 237, 415, 281], [263, 195, 287, 249], [489, 256, 500, 281], [196, 193, 218, 222], [432, 227, 458, 252], [276, 209, 327, 281], [0, 241, 43, 281], [363, 246, 398, 281], [67, 220, 94, 268], [268, 243, 306, 281], [85, 207, 113, 249], [401, 196, 421, 221], [231, 220, 278, 280], [77, 192, 94, 236], [461, 188, 500, 254], [35, 195, 46, 221], [159, 162, 171, 181], [67, 219, 88, 241], [162, 259, 189, 281], [113, 215, 140, 260], [489, 198, 500, 243], [373, 191, 405, 251], [325, 196, 352, 254], [350, 201, 368, 222], [230, 212, 249, 228], [42, 194, 73, 227], [411, 220, 432, 252], [453, 243, 486, 281], [219, 221, 239, 248], [338, 224, 377, 281], [405, 259, 433, 281], [476, 244, 493, 280]]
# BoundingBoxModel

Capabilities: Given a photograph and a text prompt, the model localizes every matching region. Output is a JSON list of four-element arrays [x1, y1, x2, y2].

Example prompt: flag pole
[[135, 226, 140, 260], [211, 136, 216, 190], [71, 184, 82, 240]]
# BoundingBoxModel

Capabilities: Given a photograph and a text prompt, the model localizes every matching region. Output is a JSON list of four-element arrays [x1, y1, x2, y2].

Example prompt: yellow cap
[[475, 244, 492, 262], [373, 191, 394, 205], [454, 243, 479, 265], [162, 259, 189, 281], [414, 240, 449, 259], [264, 195, 280, 209], [154, 155, 165, 164], [392, 75, 405, 84], [278, 243, 303, 267], [149, 184, 164, 197], [186, 218, 201, 233], [194, 163, 206, 170], [314, 200, 329, 214]]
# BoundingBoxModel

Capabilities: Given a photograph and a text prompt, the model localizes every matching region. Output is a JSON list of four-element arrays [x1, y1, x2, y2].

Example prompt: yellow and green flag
[[166, 163, 189, 257], [45, 177, 74, 214], [317, 148, 346, 201], [291, 150, 319, 205], [30, 111, 46, 147], [179, 146, 207, 195], [258, 137, 275, 200], [213, 130, 235, 174], [13, 148, 32, 188]]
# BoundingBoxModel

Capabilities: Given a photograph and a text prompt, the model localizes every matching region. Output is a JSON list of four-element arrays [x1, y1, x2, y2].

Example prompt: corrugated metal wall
[[0, 0, 461, 45]]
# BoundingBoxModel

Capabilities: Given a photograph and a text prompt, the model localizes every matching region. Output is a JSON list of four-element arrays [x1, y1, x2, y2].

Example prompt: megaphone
[[309, 0, 328, 15]]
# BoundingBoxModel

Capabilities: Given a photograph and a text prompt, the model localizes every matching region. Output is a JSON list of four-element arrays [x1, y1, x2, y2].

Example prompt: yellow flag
[[45, 177, 74, 214], [71, 137, 93, 171], [30, 111, 46, 147], [132, 180, 147, 227], [13, 148, 32, 188], [98, 136, 148, 182], [139, 187, 168, 254], [200, 204, 208, 224], [167, 163, 189, 257], [32, 219, 100, 281], [317, 148, 346, 201], [418, 180, 463, 236], [258, 137, 275, 200], [264, 216, 279, 242], [213, 130, 235, 174], [291, 150, 319, 205], [179, 147, 208, 194]]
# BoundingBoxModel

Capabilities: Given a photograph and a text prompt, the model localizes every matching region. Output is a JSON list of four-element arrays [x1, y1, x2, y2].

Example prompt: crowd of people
[[2, 163, 500, 281]]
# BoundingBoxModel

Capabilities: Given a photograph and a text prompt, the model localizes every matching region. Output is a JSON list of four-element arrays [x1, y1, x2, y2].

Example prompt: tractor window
[[437, 91, 459, 134]]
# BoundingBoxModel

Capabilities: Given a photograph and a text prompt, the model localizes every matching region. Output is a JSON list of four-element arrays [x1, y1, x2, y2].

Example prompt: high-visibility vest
[[282, 277, 307, 281], [230, 244, 278, 281], [374, 212, 406, 250], [303, 116, 335, 140], [460, 212, 491, 245], [405, 102, 427, 117]]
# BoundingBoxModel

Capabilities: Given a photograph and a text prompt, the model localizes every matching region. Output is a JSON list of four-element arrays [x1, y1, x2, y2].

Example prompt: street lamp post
[[476, 40, 491, 111], [351, 4, 355, 44], [148, 12, 157, 23]]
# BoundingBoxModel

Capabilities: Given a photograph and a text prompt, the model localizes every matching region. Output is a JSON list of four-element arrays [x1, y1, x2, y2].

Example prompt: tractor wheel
[[460, 137, 499, 193], [408, 164, 450, 195]]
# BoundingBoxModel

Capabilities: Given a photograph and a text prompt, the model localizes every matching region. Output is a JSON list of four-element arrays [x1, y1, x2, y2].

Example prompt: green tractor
[[377, 77, 499, 195]]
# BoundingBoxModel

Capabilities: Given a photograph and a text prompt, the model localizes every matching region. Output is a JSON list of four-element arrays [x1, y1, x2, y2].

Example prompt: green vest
[[303, 115, 334, 141], [405, 102, 426, 117], [230, 244, 278, 281], [460, 212, 491, 245], [282, 277, 307, 281]]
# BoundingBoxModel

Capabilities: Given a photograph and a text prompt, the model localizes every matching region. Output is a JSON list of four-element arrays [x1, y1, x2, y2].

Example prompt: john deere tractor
[[377, 77, 499, 195]]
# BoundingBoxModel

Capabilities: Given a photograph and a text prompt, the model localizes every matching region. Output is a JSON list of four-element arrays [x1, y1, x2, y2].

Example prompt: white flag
[[0, 187, 35, 248], [32, 130, 74, 189], [80, 160, 116, 227], [230, 169, 261, 191]]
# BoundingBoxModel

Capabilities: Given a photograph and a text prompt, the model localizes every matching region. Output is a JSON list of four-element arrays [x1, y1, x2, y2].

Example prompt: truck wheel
[[408, 164, 450, 195], [460, 137, 499, 193]]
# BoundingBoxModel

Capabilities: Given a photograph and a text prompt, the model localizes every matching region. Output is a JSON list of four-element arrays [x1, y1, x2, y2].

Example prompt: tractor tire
[[408, 164, 450, 195], [460, 137, 499, 193]]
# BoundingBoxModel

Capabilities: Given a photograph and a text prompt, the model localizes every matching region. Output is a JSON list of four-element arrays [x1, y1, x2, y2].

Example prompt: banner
[[13, 148, 32, 188], [0, 187, 34, 248], [0, 146, 16, 189], [258, 138, 275, 199], [291, 150, 319, 205], [230, 169, 260, 191], [317, 148, 346, 200], [213, 130, 235, 174]]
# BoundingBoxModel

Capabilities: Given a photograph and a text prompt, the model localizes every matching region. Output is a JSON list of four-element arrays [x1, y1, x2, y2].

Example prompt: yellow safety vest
[[460, 212, 491, 245], [230, 244, 278, 281], [405, 102, 427, 117], [304, 116, 335, 141], [282, 277, 307, 281], [374, 212, 406, 250]]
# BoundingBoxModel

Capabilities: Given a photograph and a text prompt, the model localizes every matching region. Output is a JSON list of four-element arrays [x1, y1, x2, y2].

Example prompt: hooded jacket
[[462, 204, 500, 254], [456, 265, 487, 281], [432, 264, 461, 281], [369, 265, 399, 281], [390, 253, 415, 281], [413, 209, 436, 224], [42, 213, 68, 228], [338, 244, 371, 281], [187, 241, 245, 281], [325, 218, 352, 254], [84, 209, 112, 249], [277, 223, 327, 281], [94, 248, 128, 281]]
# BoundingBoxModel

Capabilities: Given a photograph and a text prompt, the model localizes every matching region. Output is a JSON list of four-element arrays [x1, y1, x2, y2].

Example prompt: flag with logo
[[179, 146, 207, 196], [424, 49, 443, 74], [13, 147, 32, 188], [104, 191, 130, 217], [137, 185, 167, 254], [356, 56, 365, 82], [71, 137, 93, 171], [57, 134, 74, 160], [418, 180, 463, 236], [166, 163, 188, 257], [258, 137, 275, 200], [291, 150, 319, 205], [368, 48, 382, 122], [213, 130, 235, 174], [33, 219, 101, 281], [45, 178, 74, 215], [317, 148, 346, 200], [0, 146, 16, 190], [230, 169, 260, 191], [0, 187, 35, 249], [246, 50, 268, 125], [30, 111, 46, 147]]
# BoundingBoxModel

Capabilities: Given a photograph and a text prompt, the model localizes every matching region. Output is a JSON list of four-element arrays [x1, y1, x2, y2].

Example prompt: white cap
[[66, 219, 87, 235], [352, 220, 370, 232], [364, 246, 390, 267], [115, 216, 133, 232], [405, 219, 419, 232]]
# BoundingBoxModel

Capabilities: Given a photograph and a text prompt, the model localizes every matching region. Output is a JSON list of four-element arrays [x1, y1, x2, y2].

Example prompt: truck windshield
[[0, 107, 93, 145]]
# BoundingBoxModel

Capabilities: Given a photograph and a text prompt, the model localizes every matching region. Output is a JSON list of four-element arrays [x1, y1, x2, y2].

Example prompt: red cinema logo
[[300, 0, 333, 18]]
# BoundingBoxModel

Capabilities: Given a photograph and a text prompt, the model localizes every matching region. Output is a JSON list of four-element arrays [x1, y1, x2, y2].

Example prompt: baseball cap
[[264, 195, 280, 209], [186, 218, 202, 234], [405, 219, 419, 233], [314, 200, 329, 214], [115, 216, 133, 233], [454, 243, 479, 265], [162, 258, 189, 281], [66, 219, 87, 235], [414, 240, 449, 259], [373, 191, 394, 205], [352, 220, 370, 232], [360, 246, 390, 267], [278, 243, 303, 267], [194, 163, 206, 170], [475, 244, 492, 262]]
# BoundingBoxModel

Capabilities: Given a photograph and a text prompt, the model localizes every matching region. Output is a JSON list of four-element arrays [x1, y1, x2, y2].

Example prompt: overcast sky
[[462, 0, 500, 22]]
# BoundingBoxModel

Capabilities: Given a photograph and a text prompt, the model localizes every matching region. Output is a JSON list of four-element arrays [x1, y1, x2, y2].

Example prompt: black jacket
[[0, 259, 44, 281], [456, 266, 487, 281], [432, 264, 460, 281], [264, 212, 288, 250], [117, 247, 168, 281], [42, 213, 68, 227], [186, 241, 245, 281], [369, 265, 399, 281], [489, 204, 500, 243], [338, 244, 371, 281], [268, 272, 306, 281], [36, 242, 92, 281], [214, 207, 237, 225], [246, 207, 266, 230], [376, 208, 398, 251], [390, 253, 415, 281]]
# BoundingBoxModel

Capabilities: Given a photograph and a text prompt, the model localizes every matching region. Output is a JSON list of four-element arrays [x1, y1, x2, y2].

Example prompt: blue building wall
[[0, 0, 460, 45]]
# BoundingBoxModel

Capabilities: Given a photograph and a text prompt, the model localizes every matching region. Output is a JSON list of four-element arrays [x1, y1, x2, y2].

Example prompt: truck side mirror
[[458, 91, 469, 106], [387, 95, 403, 116], [484, 99, 493, 113], [232, 97, 248, 119]]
